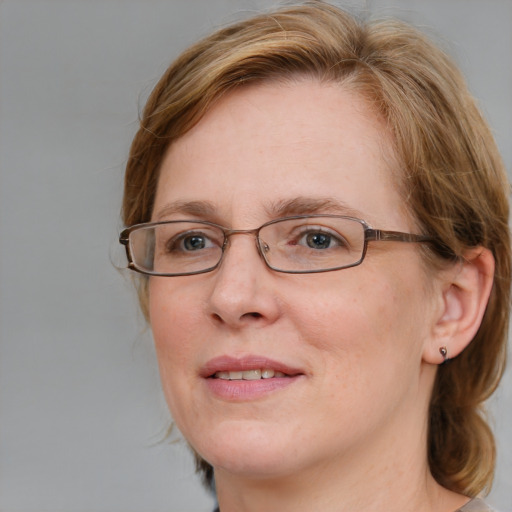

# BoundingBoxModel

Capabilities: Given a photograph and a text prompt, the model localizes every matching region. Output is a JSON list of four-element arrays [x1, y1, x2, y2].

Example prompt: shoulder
[[457, 498, 498, 512]]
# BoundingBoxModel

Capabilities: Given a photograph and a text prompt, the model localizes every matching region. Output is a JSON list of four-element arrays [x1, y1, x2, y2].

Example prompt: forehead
[[153, 80, 409, 229]]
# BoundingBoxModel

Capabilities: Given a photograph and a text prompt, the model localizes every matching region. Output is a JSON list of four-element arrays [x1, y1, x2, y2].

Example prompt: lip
[[200, 355, 305, 401], [200, 355, 303, 378]]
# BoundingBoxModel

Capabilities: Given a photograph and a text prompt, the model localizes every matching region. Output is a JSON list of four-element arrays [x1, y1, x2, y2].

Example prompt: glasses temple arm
[[366, 229, 432, 243], [366, 229, 456, 259]]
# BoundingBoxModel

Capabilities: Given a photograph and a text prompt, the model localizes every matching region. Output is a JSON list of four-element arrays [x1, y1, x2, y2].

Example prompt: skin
[[148, 80, 482, 511]]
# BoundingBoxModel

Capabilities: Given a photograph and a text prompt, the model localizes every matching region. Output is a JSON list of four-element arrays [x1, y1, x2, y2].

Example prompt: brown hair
[[122, 1, 510, 497]]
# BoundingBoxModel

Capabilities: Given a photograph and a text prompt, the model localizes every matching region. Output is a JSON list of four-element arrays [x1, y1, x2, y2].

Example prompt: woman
[[119, 2, 510, 511]]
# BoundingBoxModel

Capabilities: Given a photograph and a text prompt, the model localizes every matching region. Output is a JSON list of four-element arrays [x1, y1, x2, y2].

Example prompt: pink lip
[[200, 355, 303, 378], [200, 355, 304, 401]]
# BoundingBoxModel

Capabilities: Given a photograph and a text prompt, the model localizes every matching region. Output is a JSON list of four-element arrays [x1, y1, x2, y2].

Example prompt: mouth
[[201, 356, 304, 401], [201, 355, 303, 381], [213, 369, 288, 380]]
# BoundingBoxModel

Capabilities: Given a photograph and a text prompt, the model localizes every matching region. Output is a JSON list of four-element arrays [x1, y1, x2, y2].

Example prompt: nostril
[[210, 311, 263, 324], [211, 312, 223, 323]]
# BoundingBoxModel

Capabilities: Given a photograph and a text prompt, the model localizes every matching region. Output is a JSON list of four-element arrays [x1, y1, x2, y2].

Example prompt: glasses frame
[[119, 214, 437, 277]]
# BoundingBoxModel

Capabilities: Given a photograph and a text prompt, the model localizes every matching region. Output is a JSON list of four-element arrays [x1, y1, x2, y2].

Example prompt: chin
[[189, 422, 300, 478]]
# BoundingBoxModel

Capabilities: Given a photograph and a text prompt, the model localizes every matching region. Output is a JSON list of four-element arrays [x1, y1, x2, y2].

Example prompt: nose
[[206, 233, 282, 328]]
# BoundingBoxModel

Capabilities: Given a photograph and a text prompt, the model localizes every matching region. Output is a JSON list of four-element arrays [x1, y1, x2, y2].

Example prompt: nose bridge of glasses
[[223, 226, 261, 243], [222, 227, 267, 259]]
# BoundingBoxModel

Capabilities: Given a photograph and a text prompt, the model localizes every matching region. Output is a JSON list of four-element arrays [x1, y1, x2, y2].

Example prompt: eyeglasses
[[119, 215, 436, 276]]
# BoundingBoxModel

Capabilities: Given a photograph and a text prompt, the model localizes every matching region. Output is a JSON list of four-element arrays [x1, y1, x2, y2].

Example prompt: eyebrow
[[266, 196, 364, 219], [154, 200, 218, 221], [153, 196, 365, 223]]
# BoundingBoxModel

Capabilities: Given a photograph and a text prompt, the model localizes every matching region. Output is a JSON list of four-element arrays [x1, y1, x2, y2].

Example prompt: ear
[[422, 247, 495, 364]]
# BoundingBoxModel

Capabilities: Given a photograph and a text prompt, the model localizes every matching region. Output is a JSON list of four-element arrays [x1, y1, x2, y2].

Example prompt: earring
[[439, 346, 448, 363]]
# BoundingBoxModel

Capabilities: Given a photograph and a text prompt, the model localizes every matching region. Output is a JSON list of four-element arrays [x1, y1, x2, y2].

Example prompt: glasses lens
[[259, 217, 365, 272], [129, 222, 224, 275]]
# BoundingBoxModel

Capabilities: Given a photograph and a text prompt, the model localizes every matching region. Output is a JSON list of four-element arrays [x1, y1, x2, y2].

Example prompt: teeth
[[214, 368, 286, 380], [243, 369, 261, 380]]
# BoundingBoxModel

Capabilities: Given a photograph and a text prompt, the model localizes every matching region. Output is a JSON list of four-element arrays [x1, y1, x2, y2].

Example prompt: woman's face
[[149, 81, 439, 480]]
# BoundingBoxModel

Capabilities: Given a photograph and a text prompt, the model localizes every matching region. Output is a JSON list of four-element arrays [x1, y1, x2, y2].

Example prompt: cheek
[[285, 271, 393, 346], [289, 272, 427, 425], [148, 279, 204, 390], [148, 280, 215, 434], [149, 278, 203, 341], [287, 267, 424, 376]]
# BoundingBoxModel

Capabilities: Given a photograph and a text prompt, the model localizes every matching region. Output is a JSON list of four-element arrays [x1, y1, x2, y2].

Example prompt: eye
[[304, 232, 335, 249], [182, 234, 209, 251], [166, 230, 218, 253], [295, 228, 347, 250]]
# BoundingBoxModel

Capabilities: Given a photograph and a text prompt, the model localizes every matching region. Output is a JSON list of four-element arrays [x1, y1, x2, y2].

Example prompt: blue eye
[[183, 234, 208, 251], [295, 229, 346, 250], [304, 232, 333, 249], [166, 231, 218, 253]]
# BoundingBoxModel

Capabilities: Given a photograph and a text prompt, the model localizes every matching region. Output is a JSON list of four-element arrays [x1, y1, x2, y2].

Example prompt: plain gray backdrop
[[1, 1, 511, 511]]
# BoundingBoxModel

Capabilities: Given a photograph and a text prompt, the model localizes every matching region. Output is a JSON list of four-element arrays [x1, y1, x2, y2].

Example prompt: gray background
[[0, 1, 510, 511]]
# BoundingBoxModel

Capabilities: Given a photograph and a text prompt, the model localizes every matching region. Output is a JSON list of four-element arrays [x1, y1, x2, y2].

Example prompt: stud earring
[[439, 346, 448, 363]]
